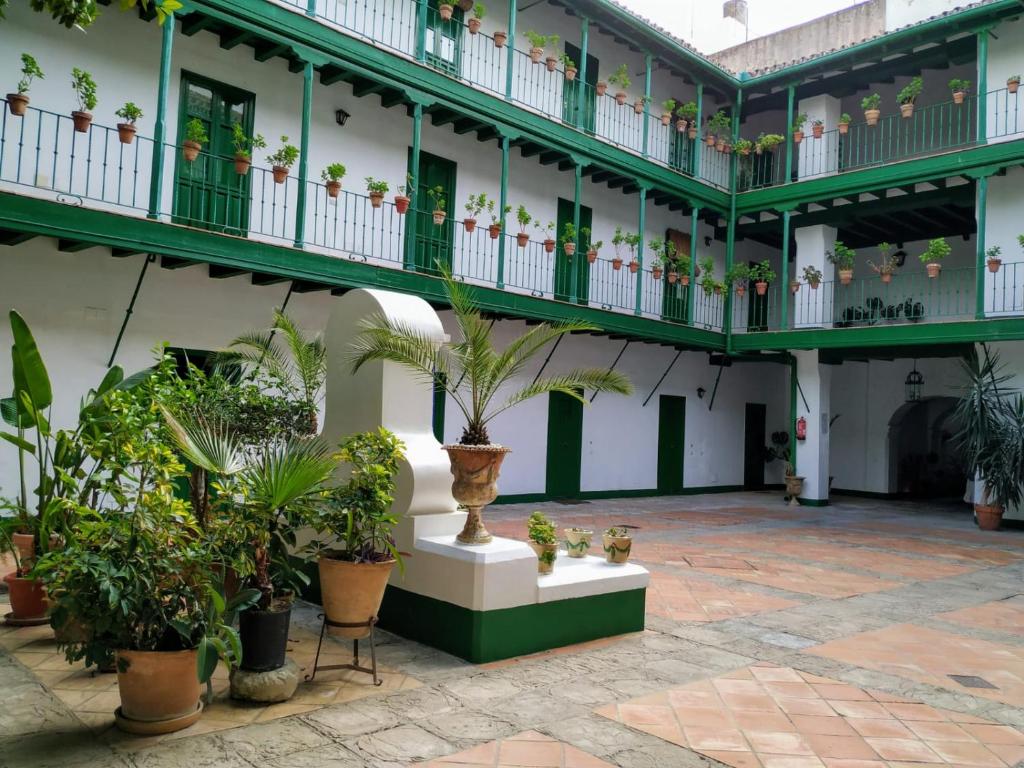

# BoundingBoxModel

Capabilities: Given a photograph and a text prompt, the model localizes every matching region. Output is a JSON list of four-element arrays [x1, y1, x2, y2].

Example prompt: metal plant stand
[[305, 614, 381, 686]]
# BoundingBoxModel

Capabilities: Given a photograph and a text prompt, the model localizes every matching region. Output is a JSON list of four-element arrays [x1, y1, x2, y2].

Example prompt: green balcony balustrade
[[985, 261, 1024, 316], [306, 184, 408, 266], [692, 280, 726, 331], [281, 0, 419, 58]]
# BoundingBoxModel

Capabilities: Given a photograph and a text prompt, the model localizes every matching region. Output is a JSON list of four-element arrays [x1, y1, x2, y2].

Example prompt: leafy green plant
[[861, 93, 881, 111], [70, 67, 97, 112], [16, 53, 44, 95], [612, 225, 626, 256], [321, 163, 346, 183], [802, 265, 823, 285], [267, 136, 299, 169], [920, 237, 951, 264], [487, 199, 511, 225], [792, 113, 808, 132], [608, 64, 631, 91], [724, 263, 750, 287], [11, 0, 182, 28], [756, 133, 784, 151], [231, 123, 266, 160], [987, 245, 1002, 262], [733, 138, 753, 154], [115, 102, 143, 124], [839, 113, 852, 124], [185, 118, 208, 146], [561, 221, 577, 245], [348, 270, 631, 445], [527, 511, 557, 545], [516, 204, 532, 232], [365, 177, 390, 195], [525, 30, 552, 49], [535, 220, 555, 240], [750, 260, 777, 284], [897, 76, 923, 105], [427, 185, 446, 212], [707, 109, 730, 137], [605, 526, 627, 537], [869, 242, 899, 274], [472, 2, 485, 19], [827, 241, 856, 270], [397, 172, 415, 197], [661, 98, 676, 114], [625, 232, 642, 258], [676, 101, 697, 121], [560, 53, 575, 71], [465, 192, 488, 218], [949, 78, 971, 94]]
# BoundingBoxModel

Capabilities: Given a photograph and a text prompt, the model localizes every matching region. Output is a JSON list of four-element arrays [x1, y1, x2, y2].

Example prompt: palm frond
[[242, 438, 336, 511], [348, 313, 450, 386], [160, 406, 245, 475], [272, 311, 327, 403], [486, 369, 633, 424], [215, 330, 294, 390]]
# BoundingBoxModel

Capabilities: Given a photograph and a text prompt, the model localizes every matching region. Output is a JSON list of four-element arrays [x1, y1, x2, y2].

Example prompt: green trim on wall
[[493, 485, 745, 505], [378, 585, 646, 663], [796, 497, 830, 507]]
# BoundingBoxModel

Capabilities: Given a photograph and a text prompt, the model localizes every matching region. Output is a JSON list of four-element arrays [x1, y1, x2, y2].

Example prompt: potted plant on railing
[[525, 31, 548, 64], [394, 173, 413, 214], [561, 221, 577, 258], [869, 241, 899, 284], [486, 199, 510, 239], [349, 270, 632, 545], [790, 277, 801, 294], [596, 77, 608, 97], [725, 263, 750, 297], [322, 163, 346, 198], [987, 245, 1002, 274], [674, 252, 691, 285], [648, 238, 667, 280], [803, 265, 823, 289], [365, 177, 389, 208], [792, 113, 808, 144], [610, 227, 625, 270], [581, 228, 601, 264], [7, 53, 43, 117], [527, 511, 558, 574], [838, 113, 851, 135], [634, 94, 649, 116], [231, 123, 266, 176], [707, 109, 729, 148], [700, 257, 722, 296], [561, 53, 577, 81], [920, 236, 950, 278], [467, 2, 484, 34], [182, 118, 207, 162], [755, 133, 784, 155], [428, 185, 447, 225], [564, 527, 592, 558], [751, 260, 776, 296], [493, 22, 507, 49], [114, 102, 142, 145], [626, 232, 642, 273], [660, 99, 676, 127], [544, 37, 561, 72], [954, 346, 1024, 531], [811, 118, 824, 139], [70, 67, 97, 133], [609, 64, 631, 106], [464, 192, 487, 232], [439, 2, 454, 20], [861, 93, 881, 126], [828, 240, 856, 285], [267, 137, 298, 184], [949, 78, 971, 105], [535, 220, 555, 253], [603, 527, 632, 564], [734, 137, 753, 156], [897, 76, 923, 118], [516, 204, 531, 247], [674, 101, 696, 136], [1009, 75, 1021, 95]]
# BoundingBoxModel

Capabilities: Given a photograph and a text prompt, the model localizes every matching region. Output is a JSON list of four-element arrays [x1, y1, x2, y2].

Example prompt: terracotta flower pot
[[543, 238, 555, 254], [602, 533, 632, 564], [432, 209, 446, 226], [394, 194, 410, 214], [926, 262, 942, 278], [272, 165, 289, 184], [71, 110, 93, 133], [529, 47, 543, 64], [812, 124, 824, 138], [652, 266, 662, 280], [838, 122, 850, 135], [716, 139, 726, 152], [809, 279, 820, 290], [667, 271, 678, 284], [675, 119, 686, 133], [529, 542, 558, 574], [988, 258, 1002, 273], [545, 57, 557, 73], [735, 285, 746, 297], [629, 260, 639, 274], [880, 271, 893, 284], [326, 180, 341, 198], [864, 108, 880, 126], [563, 242, 576, 257], [1009, 79, 1020, 94], [369, 191, 384, 209], [587, 249, 597, 263], [705, 134, 716, 147], [115, 649, 201, 733], [615, 91, 627, 106], [444, 444, 511, 545], [792, 130, 804, 144], [234, 153, 251, 175], [493, 31, 507, 48], [660, 113, 671, 127], [611, 258, 623, 271], [634, 99, 645, 115], [182, 140, 201, 162], [467, 17, 481, 34], [464, 217, 477, 233], [688, 125, 698, 140], [839, 269, 853, 285], [488, 223, 501, 239], [457, 0, 473, 10], [319, 557, 395, 638], [755, 280, 768, 296], [680, 274, 690, 286], [790, 280, 800, 293], [6, 93, 29, 116], [953, 91, 966, 105], [4, 574, 47, 620], [596, 81, 607, 96], [975, 503, 1004, 531], [565, 67, 577, 81], [117, 123, 137, 145], [516, 232, 529, 247], [564, 529, 593, 558], [438, 3, 454, 20], [900, 103, 914, 118]]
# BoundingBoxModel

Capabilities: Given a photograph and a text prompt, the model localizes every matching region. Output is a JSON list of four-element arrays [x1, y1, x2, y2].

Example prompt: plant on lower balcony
[[527, 511, 558, 574], [536, 220, 555, 253], [676, 101, 698, 137], [699, 257, 722, 296], [792, 113, 808, 143], [321, 163, 346, 198], [861, 93, 882, 125], [920, 236, 950, 278], [70, 67, 97, 132], [869, 242, 899, 283], [660, 98, 676, 126], [231, 122, 266, 176], [7, 53, 43, 116], [114, 102, 142, 144], [897, 76, 923, 117], [467, 2, 484, 34], [949, 78, 971, 104], [561, 221, 577, 257], [516, 204, 531, 246], [625, 232, 642, 273], [750, 260, 776, 295], [486, 199, 510, 239], [724, 263, 751, 297], [349, 269, 631, 544], [838, 113, 851, 134], [987, 245, 1003, 273], [581, 227, 601, 263], [734, 138, 754, 156], [608, 64, 631, 105], [673, 252, 691, 285], [561, 53, 577, 81], [954, 346, 1024, 531], [182, 118, 208, 162], [394, 173, 414, 214], [428, 185, 447, 225], [827, 240, 856, 284], [811, 118, 824, 138], [464, 192, 488, 232], [755, 133, 784, 154], [802, 265, 823, 289], [365, 177, 389, 209], [267, 137, 299, 184]]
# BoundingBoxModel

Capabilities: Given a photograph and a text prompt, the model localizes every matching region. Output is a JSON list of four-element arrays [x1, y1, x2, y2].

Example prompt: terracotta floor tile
[[759, 756, 825, 768], [704, 750, 764, 768], [646, 571, 797, 623], [753, 667, 807, 683], [765, 682, 820, 699], [618, 703, 679, 728], [777, 698, 839, 717], [987, 743, 1024, 765], [847, 718, 916, 740], [939, 597, 1024, 638], [883, 703, 952, 722], [672, 705, 735, 729], [789, 715, 857, 736], [864, 738, 942, 762], [811, 684, 874, 702], [904, 720, 975, 743], [723, 693, 785, 712], [745, 732, 815, 756], [732, 711, 799, 733], [800, 734, 879, 761], [828, 701, 891, 719], [684, 726, 752, 752], [821, 760, 888, 768], [924, 740, 1005, 767], [960, 723, 1024, 745], [497, 738, 563, 766]]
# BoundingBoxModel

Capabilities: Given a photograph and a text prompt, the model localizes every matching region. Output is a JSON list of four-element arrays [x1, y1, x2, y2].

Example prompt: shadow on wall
[[887, 396, 966, 498]]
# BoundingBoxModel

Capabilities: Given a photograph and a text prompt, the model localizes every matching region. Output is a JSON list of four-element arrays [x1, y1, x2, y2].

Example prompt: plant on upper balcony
[[69, 67, 97, 133], [660, 98, 676, 127], [394, 172, 414, 214], [231, 123, 266, 176], [949, 78, 971, 104], [467, 2, 484, 34], [811, 118, 825, 139], [625, 232, 642, 273], [861, 92, 882, 125], [920, 236, 950, 278], [608, 64, 631, 105], [724, 263, 750, 297], [581, 227, 601, 263], [897, 76, 923, 117], [525, 31, 551, 64], [733, 137, 754, 156], [838, 113, 852, 135], [536, 220, 556, 253], [182, 118, 208, 162], [827, 241, 857, 284], [675, 101, 697, 137], [267, 137, 299, 184], [485, 199, 510, 239], [791, 113, 808, 143], [364, 177, 389, 209], [802, 265, 823, 289], [673, 251, 691, 285], [561, 222, 577, 258], [1009, 75, 1021, 94], [527, 511, 558, 573], [321, 163, 346, 198], [560, 53, 577, 81], [114, 102, 143, 145], [515, 204, 531, 246], [611, 226, 626, 270], [987, 245, 1003, 274], [648, 238, 667, 279], [543, 37, 561, 72], [7, 53, 43, 116], [438, 2, 455, 20], [463, 192, 488, 233], [755, 133, 784, 154], [868, 241, 899, 283], [699, 257, 722, 296], [633, 94, 650, 116], [750, 260, 776, 295], [427, 185, 447, 225]]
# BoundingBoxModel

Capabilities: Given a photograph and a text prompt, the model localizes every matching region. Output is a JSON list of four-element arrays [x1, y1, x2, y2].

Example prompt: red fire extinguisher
[[796, 416, 807, 441]]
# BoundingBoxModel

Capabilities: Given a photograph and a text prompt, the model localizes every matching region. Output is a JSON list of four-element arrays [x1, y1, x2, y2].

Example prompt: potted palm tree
[[6, 53, 43, 116], [527, 511, 558, 574], [349, 271, 632, 544]]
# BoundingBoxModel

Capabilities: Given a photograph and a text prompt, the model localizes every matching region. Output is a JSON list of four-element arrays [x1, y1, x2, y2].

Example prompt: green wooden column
[[634, 186, 647, 316], [723, 90, 741, 342], [404, 102, 423, 270], [147, 14, 175, 219], [784, 83, 795, 184], [293, 60, 314, 248], [977, 27, 990, 142], [779, 209, 791, 329], [415, 0, 428, 62], [692, 82, 703, 178], [504, 0, 517, 100], [571, 160, 582, 302], [641, 54, 652, 158], [575, 17, 589, 130], [687, 205, 700, 325], [789, 355, 798, 474], [496, 133, 510, 288], [975, 173, 989, 319]]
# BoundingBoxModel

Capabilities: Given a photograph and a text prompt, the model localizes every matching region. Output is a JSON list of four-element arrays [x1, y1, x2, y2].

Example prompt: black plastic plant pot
[[239, 605, 292, 672]]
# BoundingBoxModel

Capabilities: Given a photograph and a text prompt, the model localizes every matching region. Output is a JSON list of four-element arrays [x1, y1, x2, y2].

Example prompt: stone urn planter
[[603, 529, 632, 564], [444, 444, 511, 545], [114, 649, 202, 734], [564, 528, 593, 558], [319, 557, 396, 637], [784, 474, 804, 506]]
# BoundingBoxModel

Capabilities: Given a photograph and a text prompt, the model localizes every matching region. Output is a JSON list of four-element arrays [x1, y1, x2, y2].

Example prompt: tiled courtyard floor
[[4, 492, 1024, 768]]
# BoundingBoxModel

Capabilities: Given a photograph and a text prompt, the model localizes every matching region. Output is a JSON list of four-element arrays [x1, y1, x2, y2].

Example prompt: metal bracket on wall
[[795, 374, 810, 413], [707, 361, 725, 411], [590, 340, 630, 403], [531, 333, 563, 385], [642, 348, 682, 407], [107, 253, 156, 368]]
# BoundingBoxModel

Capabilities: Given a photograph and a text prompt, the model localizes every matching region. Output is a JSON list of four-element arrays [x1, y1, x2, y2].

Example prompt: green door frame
[[425, 0, 463, 76], [656, 394, 686, 493], [555, 197, 592, 303], [562, 42, 597, 132], [545, 390, 583, 499], [409, 149, 457, 273]]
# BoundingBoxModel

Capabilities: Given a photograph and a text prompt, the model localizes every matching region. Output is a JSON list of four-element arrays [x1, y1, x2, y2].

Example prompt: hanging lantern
[[905, 364, 923, 402]]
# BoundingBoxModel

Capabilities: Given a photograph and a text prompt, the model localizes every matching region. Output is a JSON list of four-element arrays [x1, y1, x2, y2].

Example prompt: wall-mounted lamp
[[697, 387, 706, 399], [703, 236, 712, 247], [335, 108, 351, 127]]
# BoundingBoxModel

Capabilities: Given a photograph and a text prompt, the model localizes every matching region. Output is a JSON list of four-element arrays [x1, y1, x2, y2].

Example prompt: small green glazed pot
[[564, 528, 593, 558], [602, 534, 632, 564]]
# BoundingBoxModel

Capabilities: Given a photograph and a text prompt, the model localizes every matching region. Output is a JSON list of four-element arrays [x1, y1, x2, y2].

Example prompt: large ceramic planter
[[444, 444, 510, 545], [115, 649, 201, 734], [564, 528, 593, 558], [319, 557, 395, 638], [4, 574, 47, 622], [239, 604, 291, 671], [603, 534, 632, 564], [975, 503, 1004, 531], [785, 475, 805, 506], [529, 542, 558, 574]]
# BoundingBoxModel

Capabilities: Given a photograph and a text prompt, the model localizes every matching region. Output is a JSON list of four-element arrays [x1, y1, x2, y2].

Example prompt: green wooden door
[[657, 395, 686, 494], [410, 150, 457, 273], [554, 198, 592, 303], [562, 43, 597, 132], [425, 0, 462, 75], [173, 73, 254, 234], [545, 391, 583, 499]]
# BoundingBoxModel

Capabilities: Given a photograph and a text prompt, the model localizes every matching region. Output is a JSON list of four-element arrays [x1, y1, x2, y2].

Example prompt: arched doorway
[[887, 397, 965, 498]]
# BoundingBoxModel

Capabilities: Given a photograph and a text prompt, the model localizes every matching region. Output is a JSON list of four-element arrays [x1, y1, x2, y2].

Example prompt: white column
[[797, 94, 841, 179], [794, 349, 832, 503], [794, 224, 837, 328]]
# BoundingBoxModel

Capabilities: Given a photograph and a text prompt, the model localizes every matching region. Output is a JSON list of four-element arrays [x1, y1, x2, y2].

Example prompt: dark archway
[[887, 396, 965, 498]]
